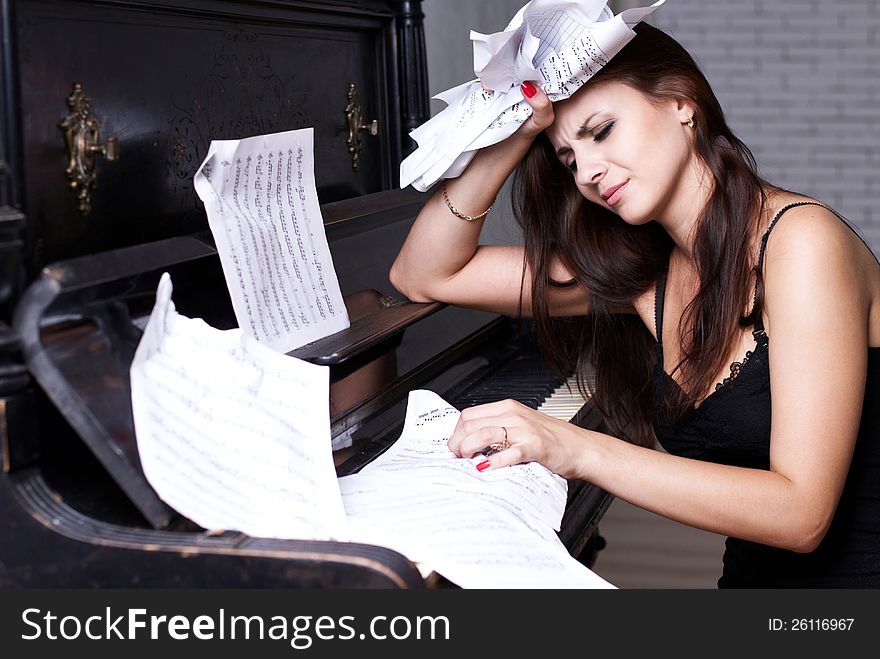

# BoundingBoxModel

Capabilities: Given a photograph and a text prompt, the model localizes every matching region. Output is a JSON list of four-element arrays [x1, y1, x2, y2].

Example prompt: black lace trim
[[714, 328, 768, 392]]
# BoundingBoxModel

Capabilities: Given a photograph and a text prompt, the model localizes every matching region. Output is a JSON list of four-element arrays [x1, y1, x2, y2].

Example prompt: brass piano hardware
[[344, 82, 378, 172], [59, 83, 120, 216]]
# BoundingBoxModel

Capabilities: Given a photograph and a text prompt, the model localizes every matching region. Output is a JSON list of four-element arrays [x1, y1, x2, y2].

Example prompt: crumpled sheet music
[[194, 128, 349, 354], [400, 0, 665, 192], [356, 389, 568, 533], [340, 390, 616, 588], [130, 273, 348, 541]]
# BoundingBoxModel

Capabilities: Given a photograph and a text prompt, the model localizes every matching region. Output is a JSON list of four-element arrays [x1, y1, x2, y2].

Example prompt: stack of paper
[[400, 0, 665, 192], [130, 275, 613, 588]]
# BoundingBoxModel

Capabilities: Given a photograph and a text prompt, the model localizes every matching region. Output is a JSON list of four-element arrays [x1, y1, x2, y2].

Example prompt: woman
[[389, 23, 880, 588]]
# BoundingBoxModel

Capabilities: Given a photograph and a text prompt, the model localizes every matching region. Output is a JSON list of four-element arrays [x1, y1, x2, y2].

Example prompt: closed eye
[[593, 121, 614, 142], [557, 119, 614, 173]]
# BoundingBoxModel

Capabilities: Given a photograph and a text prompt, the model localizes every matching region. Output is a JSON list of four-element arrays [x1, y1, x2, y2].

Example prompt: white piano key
[[537, 375, 589, 421]]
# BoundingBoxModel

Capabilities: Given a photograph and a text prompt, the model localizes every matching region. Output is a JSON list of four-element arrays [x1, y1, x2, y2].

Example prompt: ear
[[676, 98, 696, 124]]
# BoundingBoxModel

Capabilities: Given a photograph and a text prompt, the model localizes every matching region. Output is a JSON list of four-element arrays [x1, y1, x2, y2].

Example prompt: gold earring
[[687, 116, 695, 128]]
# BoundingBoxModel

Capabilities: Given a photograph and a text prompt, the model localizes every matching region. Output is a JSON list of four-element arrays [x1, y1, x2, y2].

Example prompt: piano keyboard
[[451, 357, 590, 424]]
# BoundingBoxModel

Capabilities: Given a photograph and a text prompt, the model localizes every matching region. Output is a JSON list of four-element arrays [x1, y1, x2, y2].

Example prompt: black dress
[[651, 202, 880, 587]]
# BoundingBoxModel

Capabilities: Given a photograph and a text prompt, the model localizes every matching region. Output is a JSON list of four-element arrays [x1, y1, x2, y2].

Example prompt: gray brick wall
[[423, 0, 527, 246], [635, 0, 880, 252]]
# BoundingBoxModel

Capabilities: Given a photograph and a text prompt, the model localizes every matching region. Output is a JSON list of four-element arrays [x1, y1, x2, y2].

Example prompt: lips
[[602, 180, 629, 207]]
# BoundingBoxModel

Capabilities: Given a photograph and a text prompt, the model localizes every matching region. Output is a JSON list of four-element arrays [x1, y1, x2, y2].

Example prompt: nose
[[574, 154, 607, 188]]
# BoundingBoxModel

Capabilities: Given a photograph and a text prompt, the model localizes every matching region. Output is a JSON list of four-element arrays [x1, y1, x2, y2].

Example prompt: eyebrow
[[555, 111, 601, 159]]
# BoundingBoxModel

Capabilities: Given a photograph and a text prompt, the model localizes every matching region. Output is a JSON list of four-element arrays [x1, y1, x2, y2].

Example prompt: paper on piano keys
[[130, 273, 348, 541], [339, 390, 616, 588], [399, 0, 665, 192], [341, 472, 615, 589], [194, 127, 350, 353], [358, 389, 568, 532]]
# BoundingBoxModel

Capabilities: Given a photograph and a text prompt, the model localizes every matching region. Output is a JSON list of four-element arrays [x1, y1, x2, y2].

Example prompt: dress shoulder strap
[[654, 262, 669, 360], [756, 201, 828, 272], [752, 201, 828, 333], [756, 200, 877, 270], [752, 200, 877, 333]]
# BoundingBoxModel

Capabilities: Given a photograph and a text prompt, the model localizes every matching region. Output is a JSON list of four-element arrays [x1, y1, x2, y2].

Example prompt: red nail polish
[[520, 81, 537, 98], [476, 460, 491, 472]]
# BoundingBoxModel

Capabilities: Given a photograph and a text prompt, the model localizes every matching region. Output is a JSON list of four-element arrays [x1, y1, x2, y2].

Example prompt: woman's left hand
[[447, 399, 588, 479]]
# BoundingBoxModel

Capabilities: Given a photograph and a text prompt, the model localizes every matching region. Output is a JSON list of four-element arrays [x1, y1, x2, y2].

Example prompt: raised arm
[[390, 85, 590, 317]]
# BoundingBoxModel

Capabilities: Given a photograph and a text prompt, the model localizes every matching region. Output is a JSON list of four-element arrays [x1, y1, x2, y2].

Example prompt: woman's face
[[545, 80, 697, 225]]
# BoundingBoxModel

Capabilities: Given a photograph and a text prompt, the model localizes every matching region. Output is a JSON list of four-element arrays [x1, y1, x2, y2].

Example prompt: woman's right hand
[[516, 81, 555, 139]]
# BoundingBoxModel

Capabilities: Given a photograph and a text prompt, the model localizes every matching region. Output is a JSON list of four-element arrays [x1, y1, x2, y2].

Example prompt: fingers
[[447, 398, 578, 477], [476, 440, 523, 472], [472, 423, 533, 472], [518, 81, 554, 136], [447, 399, 524, 456], [473, 79, 553, 138], [449, 417, 511, 459], [447, 399, 532, 461]]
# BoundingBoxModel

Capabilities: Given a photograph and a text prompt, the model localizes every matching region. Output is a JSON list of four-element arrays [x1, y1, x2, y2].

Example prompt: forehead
[[546, 81, 652, 143]]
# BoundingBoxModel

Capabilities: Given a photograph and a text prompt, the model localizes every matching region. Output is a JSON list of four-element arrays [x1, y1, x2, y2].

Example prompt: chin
[[615, 208, 655, 226]]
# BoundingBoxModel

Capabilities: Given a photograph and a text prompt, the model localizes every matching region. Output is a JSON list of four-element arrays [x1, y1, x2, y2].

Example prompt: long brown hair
[[512, 24, 766, 446]]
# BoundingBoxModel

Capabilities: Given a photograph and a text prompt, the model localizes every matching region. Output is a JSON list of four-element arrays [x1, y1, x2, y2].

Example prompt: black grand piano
[[0, 0, 612, 588]]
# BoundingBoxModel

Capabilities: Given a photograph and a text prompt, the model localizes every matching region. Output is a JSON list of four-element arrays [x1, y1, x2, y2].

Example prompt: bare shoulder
[[762, 195, 880, 339], [763, 196, 877, 278]]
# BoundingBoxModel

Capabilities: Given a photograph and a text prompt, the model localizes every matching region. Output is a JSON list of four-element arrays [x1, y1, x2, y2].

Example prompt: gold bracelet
[[441, 180, 494, 222]]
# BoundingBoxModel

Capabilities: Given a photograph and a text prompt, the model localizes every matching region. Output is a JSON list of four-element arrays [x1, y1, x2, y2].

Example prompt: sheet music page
[[130, 273, 348, 541], [400, 0, 665, 191], [359, 389, 568, 531], [194, 128, 349, 353], [342, 389, 615, 588], [340, 472, 615, 589]]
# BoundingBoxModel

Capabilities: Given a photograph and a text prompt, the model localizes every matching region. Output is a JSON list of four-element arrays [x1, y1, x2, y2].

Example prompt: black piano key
[[448, 353, 574, 413], [471, 383, 556, 396], [459, 398, 542, 408]]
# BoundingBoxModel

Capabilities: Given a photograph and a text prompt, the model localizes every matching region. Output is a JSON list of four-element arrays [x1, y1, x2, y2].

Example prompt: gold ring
[[486, 427, 511, 454]]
